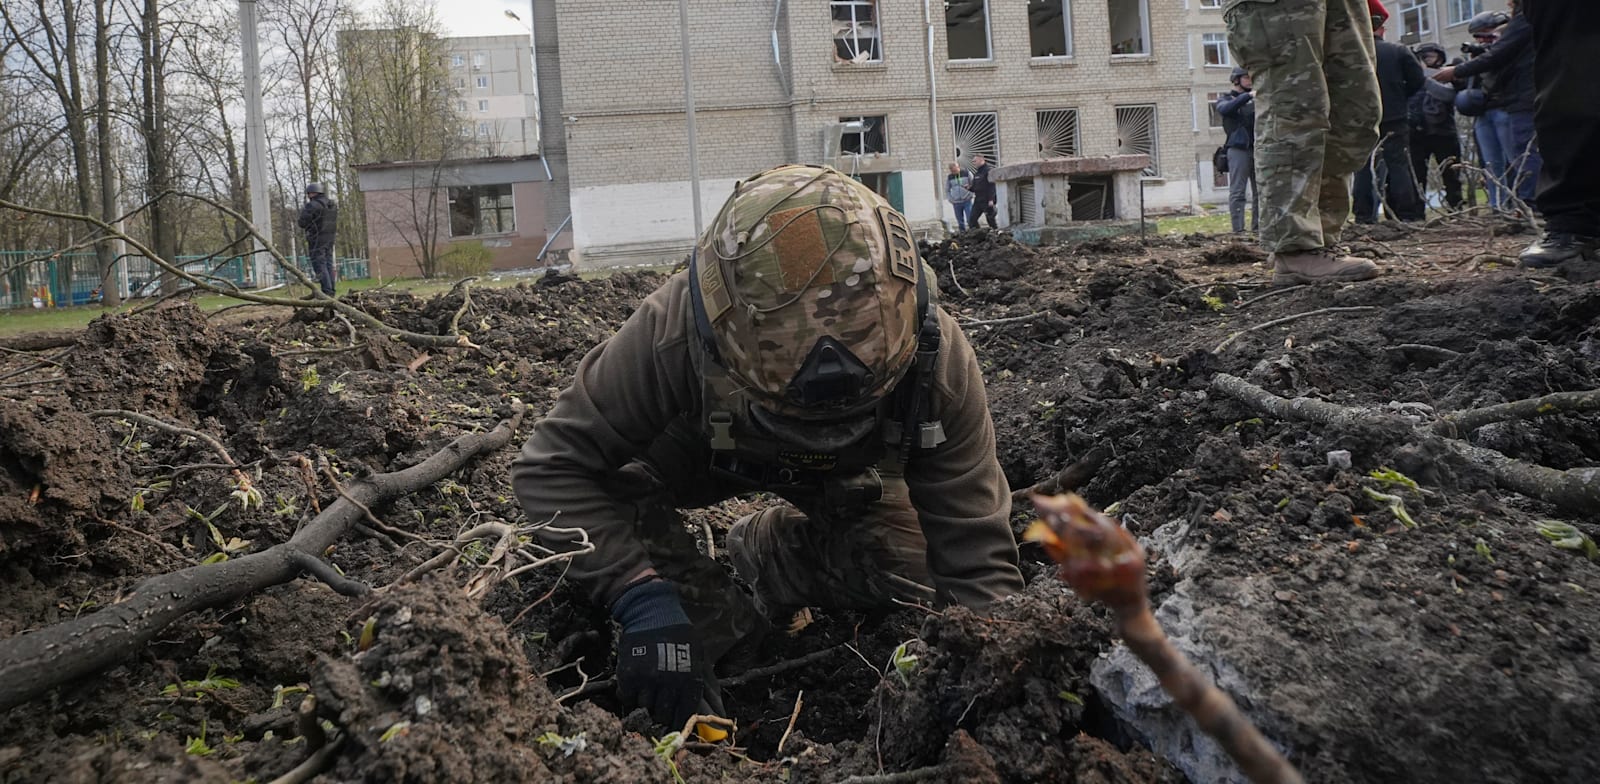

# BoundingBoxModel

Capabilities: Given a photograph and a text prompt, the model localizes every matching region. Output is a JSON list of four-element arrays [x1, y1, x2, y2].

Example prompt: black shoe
[[1520, 231, 1600, 268]]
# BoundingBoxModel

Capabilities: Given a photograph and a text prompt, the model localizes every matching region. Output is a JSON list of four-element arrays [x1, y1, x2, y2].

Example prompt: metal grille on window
[[952, 112, 999, 172], [1017, 180, 1039, 225], [832, 1, 881, 63], [1036, 109, 1079, 158], [1114, 105, 1158, 176]]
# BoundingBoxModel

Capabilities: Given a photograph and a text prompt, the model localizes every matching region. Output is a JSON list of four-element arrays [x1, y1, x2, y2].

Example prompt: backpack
[[946, 174, 973, 203], [1213, 145, 1230, 176]]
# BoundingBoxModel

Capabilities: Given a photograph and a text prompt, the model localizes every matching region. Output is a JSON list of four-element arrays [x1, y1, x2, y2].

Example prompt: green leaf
[[379, 721, 411, 743], [1058, 690, 1084, 705], [1368, 467, 1421, 492], [1535, 521, 1598, 561]]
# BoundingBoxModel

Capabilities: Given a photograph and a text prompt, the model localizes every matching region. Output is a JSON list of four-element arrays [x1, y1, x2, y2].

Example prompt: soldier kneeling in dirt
[[511, 165, 1024, 727]]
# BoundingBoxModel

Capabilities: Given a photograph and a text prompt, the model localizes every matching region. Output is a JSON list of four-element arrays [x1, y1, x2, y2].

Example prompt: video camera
[[1460, 42, 1488, 57]]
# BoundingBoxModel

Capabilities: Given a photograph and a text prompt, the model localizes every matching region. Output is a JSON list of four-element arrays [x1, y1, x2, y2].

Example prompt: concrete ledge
[[575, 239, 692, 271], [990, 155, 1152, 182], [1011, 220, 1142, 246]]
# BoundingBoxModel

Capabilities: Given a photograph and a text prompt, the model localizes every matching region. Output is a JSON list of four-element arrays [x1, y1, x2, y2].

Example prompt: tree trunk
[[93, 0, 121, 308]]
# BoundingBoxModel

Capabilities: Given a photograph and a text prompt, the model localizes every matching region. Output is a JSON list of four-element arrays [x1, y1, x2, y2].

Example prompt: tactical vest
[[685, 252, 947, 519]]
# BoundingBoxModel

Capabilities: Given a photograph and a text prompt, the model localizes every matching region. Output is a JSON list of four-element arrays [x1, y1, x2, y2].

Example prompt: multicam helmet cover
[[693, 164, 925, 420]]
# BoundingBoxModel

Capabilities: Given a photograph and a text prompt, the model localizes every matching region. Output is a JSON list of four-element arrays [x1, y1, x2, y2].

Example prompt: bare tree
[[337, 0, 468, 278]]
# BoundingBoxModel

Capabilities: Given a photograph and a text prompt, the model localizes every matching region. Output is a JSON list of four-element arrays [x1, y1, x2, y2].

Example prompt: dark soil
[[2, 220, 1597, 783]]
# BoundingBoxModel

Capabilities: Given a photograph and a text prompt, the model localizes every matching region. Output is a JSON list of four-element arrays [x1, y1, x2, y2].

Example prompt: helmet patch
[[768, 206, 836, 292]]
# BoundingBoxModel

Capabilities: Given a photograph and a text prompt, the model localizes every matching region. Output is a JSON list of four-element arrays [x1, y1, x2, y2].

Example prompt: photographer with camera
[[1435, 6, 1538, 214]]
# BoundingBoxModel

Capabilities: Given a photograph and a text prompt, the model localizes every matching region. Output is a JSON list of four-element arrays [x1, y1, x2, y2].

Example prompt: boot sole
[[1272, 268, 1380, 286]]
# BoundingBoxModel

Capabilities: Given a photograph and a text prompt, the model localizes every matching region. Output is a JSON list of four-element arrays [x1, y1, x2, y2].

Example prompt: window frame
[[1035, 108, 1081, 158], [476, 75, 489, 89], [1201, 32, 1231, 68], [477, 99, 489, 112], [448, 184, 516, 238], [1397, 0, 1433, 38], [1027, 0, 1074, 60], [1203, 92, 1226, 129], [1114, 103, 1159, 176], [831, 0, 883, 64], [1445, 0, 1479, 26], [944, 0, 993, 62], [1108, 0, 1152, 57], [952, 111, 1000, 170], [1198, 0, 1222, 8], [839, 115, 889, 156]]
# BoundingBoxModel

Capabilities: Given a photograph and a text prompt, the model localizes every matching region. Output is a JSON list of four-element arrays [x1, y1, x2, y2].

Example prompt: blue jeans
[[309, 249, 336, 296], [1500, 110, 1540, 208], [1476, 110, 1510, 209], [950, 200, 973, 231]]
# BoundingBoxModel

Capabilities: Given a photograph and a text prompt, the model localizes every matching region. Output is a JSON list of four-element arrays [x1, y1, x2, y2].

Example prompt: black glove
[[611, 578, 704, 727]]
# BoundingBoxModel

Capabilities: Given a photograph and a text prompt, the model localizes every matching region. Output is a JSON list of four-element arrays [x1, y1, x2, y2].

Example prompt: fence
[[1, 251, 369, 309]]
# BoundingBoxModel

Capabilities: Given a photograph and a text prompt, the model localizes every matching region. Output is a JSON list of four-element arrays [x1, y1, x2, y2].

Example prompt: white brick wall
[[553, 1, 1226, 266]]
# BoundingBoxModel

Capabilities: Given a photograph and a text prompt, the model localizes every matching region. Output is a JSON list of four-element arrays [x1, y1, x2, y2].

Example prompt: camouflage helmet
[[690, 164, 930, 421]]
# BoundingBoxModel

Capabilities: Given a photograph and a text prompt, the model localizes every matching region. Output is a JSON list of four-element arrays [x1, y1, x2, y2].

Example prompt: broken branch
[[1214, 306, 1380, 353], [0, 402, 525, 712], [1434, 388, 1600, 436]]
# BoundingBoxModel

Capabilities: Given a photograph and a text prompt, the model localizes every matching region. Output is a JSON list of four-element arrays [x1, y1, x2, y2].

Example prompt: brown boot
[[1270, 249, 1379, 286]]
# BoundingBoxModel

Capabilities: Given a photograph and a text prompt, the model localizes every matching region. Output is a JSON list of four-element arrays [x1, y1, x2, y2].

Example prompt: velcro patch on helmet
[[698, 253, 733, 323], [877, 206, 918, 285], [769, 206, 836, 292]]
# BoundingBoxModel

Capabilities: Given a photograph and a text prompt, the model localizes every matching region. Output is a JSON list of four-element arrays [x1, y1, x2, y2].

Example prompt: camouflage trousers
[[613, 418, 934, 663], [1226, 0, 1380, 253]]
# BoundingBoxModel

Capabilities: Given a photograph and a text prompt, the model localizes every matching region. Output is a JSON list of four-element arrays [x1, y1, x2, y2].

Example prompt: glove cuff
[[611, 578, 691, 632]]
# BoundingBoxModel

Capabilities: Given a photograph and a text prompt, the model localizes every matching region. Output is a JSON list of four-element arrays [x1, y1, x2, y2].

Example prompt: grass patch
[[1155, 212, 1234, 236], [0, 275, 529, 337]]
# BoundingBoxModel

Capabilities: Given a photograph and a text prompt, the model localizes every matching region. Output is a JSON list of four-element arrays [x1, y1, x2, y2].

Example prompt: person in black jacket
[[1434, 4, 1539, 212], [297, 182, 338, 296], [969, 155, 997, 229], [1353, 18, 1425, 223], [1516, 0, 1600, 266], [1215, 67, 1260, 234], [1408, 43, 1464, 209]]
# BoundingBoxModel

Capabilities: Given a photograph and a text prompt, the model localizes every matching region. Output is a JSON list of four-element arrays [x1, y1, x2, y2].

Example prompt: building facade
[[444, 35, 540, 158], [540, 0, 1207, 268]]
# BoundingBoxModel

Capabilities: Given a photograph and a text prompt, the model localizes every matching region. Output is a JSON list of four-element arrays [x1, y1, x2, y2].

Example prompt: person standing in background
[[969, 155, 997, 230], [946, 162, 975, 232], [1516, 0, 1600, 267], [297, 182, 338, 297], [1353, 15, 1425, 223], [1216, 67, 1261, 234]]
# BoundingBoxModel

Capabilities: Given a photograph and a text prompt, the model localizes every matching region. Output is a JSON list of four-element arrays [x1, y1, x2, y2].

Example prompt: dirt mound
[[2, 221, 1598, 782]]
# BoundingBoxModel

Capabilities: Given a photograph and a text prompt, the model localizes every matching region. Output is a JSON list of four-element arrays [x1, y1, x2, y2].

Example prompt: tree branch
[[1212, 374, 1600, 512], [0, 402, 525, 712], [1434, 389, 1600, 436], [1214, 307, 1380, 353]]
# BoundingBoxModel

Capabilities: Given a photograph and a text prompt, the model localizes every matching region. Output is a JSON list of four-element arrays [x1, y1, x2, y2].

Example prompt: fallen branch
[[0, 402, 525, 712], [1236, 285, 1305, 309], [958, 311, 1051, 328], [777, 690, 804, 756], [89, 409, 258, 499], [1214, 307, 1380, 353], [1212, 374, 1600, 512], [1434, 389, 1600, 437], [1027, 494, 1303, 784], [1012, 445, 1111, 501]]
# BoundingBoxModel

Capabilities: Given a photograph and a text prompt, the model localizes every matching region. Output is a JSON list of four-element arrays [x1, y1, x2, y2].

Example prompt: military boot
[[1519, 231, 1599, 268], [1270, 249, 1380, 286]]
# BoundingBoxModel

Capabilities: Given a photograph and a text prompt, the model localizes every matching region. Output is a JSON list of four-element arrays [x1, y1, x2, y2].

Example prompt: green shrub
[[441, 241, 493, 278]]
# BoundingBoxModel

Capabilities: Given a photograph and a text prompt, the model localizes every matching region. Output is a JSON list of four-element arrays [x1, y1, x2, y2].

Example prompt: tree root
[[1212, 374, 1600, 512], [1013, 445, 1111, 501], [0, 402, 525, 712]]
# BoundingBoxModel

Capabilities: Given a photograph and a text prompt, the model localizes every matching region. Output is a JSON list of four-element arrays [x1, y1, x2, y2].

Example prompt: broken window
[[1115, 104, 1158, 175], [1036, 109, 1080, 158], [1028, 1, 1072, 58], [449, 184, 515, 237], [840, 116, 888, 155], [952, 111, 999, 170], [1204, 92, 1225, 128], [1108, 0, 1150, 56], [945, 1, 991, 61], [1202, 33, 1230, 67], [832, 1, 882, 63]]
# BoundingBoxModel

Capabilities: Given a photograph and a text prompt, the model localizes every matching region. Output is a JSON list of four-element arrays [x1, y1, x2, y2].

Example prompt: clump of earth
[[1, 221, 1596, 783]]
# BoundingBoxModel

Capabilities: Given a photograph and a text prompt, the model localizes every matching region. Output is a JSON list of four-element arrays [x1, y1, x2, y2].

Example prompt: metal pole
[[924, 0, 944, 232], [239, 0, 273, 288], [678, 0, 702, 236]]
